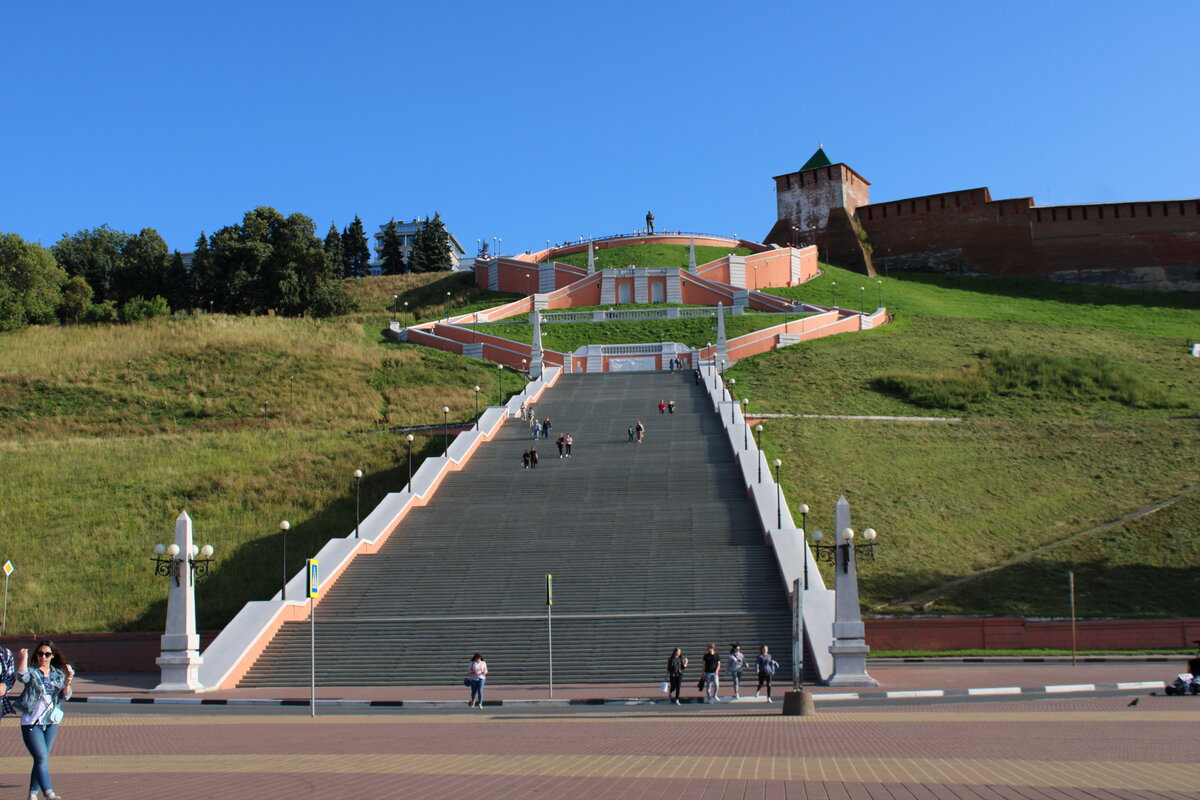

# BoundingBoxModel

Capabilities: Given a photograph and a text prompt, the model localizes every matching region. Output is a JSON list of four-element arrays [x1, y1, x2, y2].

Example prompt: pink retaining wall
[[865, 617, 1200, 652], [36, 616, 1200, 673]]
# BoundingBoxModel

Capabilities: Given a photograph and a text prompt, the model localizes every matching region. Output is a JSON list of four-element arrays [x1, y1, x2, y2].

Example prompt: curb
[[67, 680, 1169, 709]]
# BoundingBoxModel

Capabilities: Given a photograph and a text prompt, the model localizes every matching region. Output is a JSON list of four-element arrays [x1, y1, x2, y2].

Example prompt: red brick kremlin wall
[[858, 190, 1200, 279], [769, 159, 1200, 288]]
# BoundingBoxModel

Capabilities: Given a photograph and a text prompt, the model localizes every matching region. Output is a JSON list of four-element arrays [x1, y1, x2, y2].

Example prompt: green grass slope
[[2, 263, 1198, 632], [0, 275, 522, 633], [735, 269, 1200, 617], [550, 242, 752, 270]]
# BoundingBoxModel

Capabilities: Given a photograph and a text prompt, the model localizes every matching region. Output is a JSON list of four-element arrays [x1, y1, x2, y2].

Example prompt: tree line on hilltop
[[0, 208, 455, 332]]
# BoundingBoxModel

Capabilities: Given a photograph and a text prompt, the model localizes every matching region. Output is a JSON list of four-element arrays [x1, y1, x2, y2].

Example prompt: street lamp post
[[741, 399, 749, 448], [773, 459, 783, 528], [798, 504, 810, 588], [876, 279, 883, 309], [728, 379, 736, 423], [811, 526, 878, 573], [353, 469, 363, 538], [859, 286, 865, 314], [496, 364, 504, 406], [445, 291, 451, 318], [755, 424, 764, 483], [406, 434, 414, 492], [279, 520, 290, 600], [392, 295, 398, 325], [830, 281, 837, 309], [474, 385, 481, 429], [443, 406, 450, 455], [403, 301, 408, 326]]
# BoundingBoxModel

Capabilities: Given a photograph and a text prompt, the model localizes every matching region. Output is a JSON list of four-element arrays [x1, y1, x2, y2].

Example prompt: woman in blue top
[[14, 640, 73, 800]]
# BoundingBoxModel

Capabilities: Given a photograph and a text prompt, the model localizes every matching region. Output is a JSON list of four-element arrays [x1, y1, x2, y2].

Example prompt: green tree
[[163, 250, 191, 311], [340, 215, 371, 278], [117, 227, 170, 303], [409, 213, 453, 273], [0, 232, 68, 331], [51, 225, 129, 302], [323, 222, 344, 268], [205, 206, 352, 317], [380, 218, 406, 275], [189, 232, 218, 312], [59, 275, 94, 323]]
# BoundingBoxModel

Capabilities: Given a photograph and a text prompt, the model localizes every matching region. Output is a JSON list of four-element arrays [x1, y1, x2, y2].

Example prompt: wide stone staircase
[[238, 371, 797, 686]]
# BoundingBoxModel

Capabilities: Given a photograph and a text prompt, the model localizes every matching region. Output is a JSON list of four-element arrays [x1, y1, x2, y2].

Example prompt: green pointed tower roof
[[800, 146, 832, 171]]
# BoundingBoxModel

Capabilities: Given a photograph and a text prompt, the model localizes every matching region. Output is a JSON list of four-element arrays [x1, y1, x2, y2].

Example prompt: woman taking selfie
[[14, 640, 73, 800]]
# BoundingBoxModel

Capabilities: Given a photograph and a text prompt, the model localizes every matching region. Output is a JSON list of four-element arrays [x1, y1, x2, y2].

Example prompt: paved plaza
[[1, 696, 1197, 798]]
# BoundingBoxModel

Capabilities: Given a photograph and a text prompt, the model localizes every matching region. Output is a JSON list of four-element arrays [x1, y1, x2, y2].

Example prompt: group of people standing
[[665, 643, 779, 705], [523, 411, 575, 467], [2, 639, 73, 800]]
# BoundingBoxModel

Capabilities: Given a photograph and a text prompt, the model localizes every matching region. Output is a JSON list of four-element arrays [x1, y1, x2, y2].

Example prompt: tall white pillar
[[155, 511, 204, 691], [827, 496, 878, 686]]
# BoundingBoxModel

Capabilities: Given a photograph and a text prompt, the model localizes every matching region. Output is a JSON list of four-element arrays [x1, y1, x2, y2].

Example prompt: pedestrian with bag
[[1, 640, 16, 720], [564, 433, 573, 457], [755, 644, 780, 702], [467, 652, 488, 708], [665, 648, 688, 705], [726, 643, 745, 700], [13, 641, 73, 800]]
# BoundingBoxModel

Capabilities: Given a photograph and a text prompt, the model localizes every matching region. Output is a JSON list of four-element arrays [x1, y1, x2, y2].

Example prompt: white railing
[[196, 367, 564, 691], [701, 361, 835, 681]]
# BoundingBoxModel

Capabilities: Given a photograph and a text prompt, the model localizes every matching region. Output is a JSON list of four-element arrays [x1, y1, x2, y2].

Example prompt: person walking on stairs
[[529, 446, 539, 468], [668, 400, 676, 414], [564, 433, 573, 457], [467, 653, 488, 708], [542, 417, 552, 439], [635, 421, 645, 443], [658, 400, 666, 415], [666, 648, 688, 705], [522, 449, 530, 469], [755, 645, 779, 702], [530, 417, 540, 439], [556, 434, 565, 458]]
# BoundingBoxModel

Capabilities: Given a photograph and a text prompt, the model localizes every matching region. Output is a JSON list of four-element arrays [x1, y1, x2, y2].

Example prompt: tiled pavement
[[1, 697, 1198, 798]]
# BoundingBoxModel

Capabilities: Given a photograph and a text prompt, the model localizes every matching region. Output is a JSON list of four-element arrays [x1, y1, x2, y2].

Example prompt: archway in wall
[[617, 283, 632, 303], [651, 281, 665, 302]]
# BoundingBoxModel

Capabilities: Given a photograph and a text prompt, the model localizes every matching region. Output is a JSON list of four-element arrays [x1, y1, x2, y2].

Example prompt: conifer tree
[[340, 215, 371, 278], [380, 218, 406, 275], [422, 212, 453, 271]]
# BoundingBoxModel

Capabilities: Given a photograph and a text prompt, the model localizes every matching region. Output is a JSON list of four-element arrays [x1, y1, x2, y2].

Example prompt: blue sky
[[4, 1, 1197, 256]]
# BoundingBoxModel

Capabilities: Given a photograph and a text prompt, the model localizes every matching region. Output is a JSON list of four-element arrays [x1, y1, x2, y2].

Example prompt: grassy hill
[[0, 273, 519, 633], [549, 242, 752, 269], [740, 265, 1200, 616], [1, 264, 1197, 633]]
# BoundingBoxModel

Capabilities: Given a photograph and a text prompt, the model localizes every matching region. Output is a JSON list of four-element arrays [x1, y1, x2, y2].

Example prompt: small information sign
[[306, 559, 319, 598]]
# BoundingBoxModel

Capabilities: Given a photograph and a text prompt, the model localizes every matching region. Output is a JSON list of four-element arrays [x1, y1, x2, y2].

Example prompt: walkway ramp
[[239, 372, 794, 686]]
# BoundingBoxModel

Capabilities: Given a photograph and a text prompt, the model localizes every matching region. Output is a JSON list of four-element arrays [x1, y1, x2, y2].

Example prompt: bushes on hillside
[[119, 295, 171, 323]]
